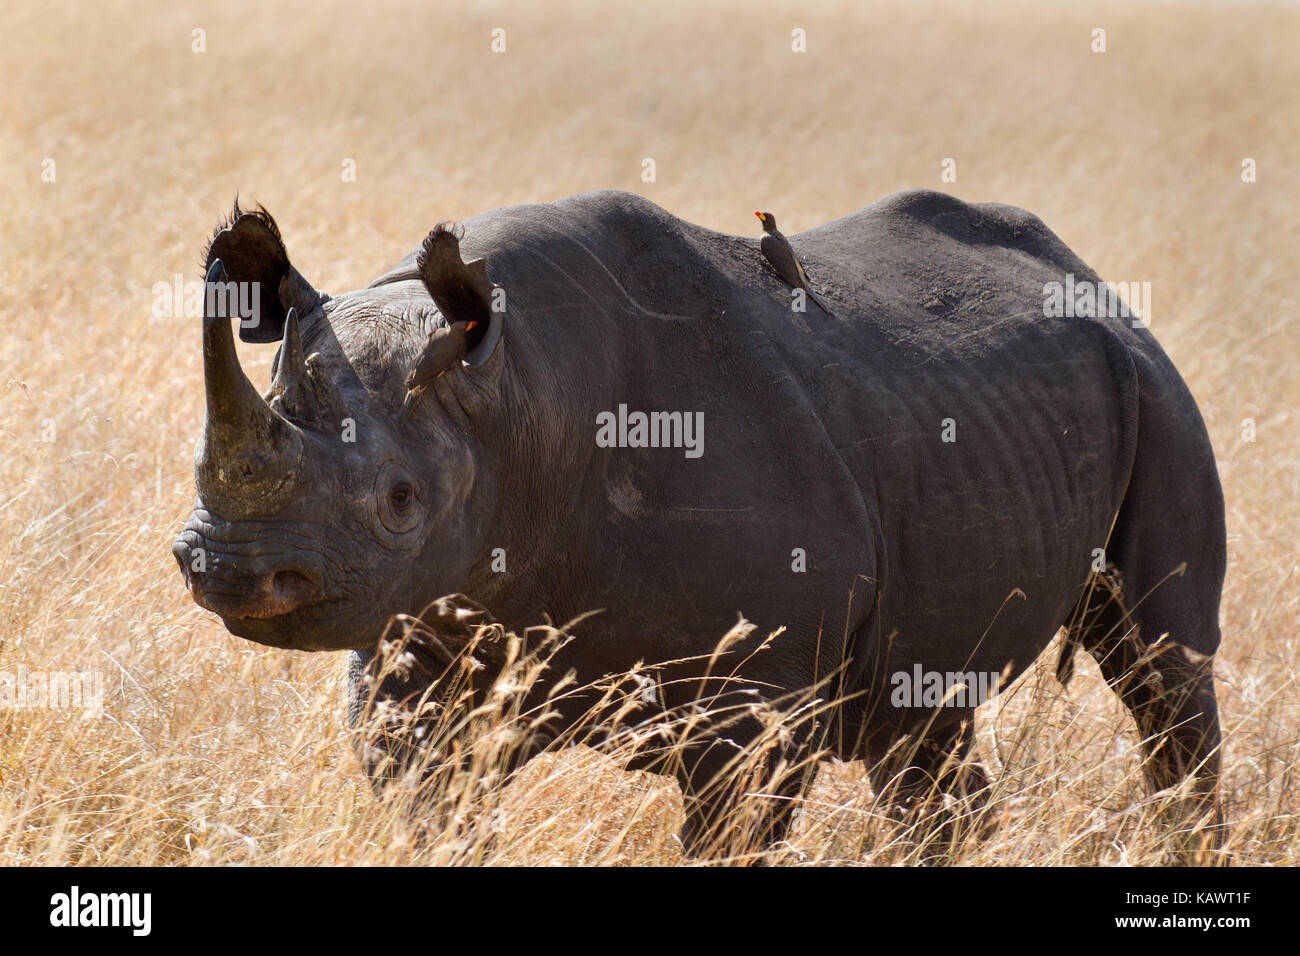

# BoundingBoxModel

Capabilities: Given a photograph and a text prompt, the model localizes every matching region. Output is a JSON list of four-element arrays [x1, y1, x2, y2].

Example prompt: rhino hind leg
[[864, 719, 995, 862], [1074, 571, 1226, 858], [1072, 380, 1228, 859]]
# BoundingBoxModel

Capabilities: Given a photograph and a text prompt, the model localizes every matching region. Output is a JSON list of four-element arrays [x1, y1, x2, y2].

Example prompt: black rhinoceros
[[174, 190, 1226, 858]]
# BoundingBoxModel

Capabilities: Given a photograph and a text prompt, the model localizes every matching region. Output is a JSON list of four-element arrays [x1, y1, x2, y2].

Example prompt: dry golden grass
[[0, 0, 1296, 865]]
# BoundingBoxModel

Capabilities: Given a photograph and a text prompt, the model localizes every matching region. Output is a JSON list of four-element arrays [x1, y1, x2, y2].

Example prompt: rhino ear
[[202, 199, 322, 344], [417, 222, 504, 368], [462, 259, 504, 369]]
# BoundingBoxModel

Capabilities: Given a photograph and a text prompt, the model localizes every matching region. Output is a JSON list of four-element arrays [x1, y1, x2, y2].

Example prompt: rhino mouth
[[188, 567, 320, 620], [173, 511, 330, 627], [213, 600, 342, 650]]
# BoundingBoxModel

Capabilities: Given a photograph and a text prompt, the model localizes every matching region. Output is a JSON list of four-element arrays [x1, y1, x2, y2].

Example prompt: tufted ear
[[417, 222, 503, 367], [202, 199, 323, 343]]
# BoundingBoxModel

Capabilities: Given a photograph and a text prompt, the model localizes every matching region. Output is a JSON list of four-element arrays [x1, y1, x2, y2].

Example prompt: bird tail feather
[[809, 289, 833, 315]]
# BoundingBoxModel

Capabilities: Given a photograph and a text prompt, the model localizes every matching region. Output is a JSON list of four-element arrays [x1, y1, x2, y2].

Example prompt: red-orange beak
[[754, 211, 763, 220]]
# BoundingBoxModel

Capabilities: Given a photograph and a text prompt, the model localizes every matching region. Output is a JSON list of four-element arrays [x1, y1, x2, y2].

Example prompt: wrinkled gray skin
[[174, 190, 1226, 857]]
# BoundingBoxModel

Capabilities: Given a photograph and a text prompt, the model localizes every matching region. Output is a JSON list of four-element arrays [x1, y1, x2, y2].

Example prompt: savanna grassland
[[0, 0, 1296, 865]]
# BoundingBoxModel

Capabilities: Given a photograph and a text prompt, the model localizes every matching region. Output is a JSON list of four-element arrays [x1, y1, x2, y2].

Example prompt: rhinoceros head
[[173, 202, 503, 651]]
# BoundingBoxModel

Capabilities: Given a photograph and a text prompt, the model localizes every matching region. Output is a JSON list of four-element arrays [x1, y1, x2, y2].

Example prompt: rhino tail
[[1055, 628, 1079, 687]]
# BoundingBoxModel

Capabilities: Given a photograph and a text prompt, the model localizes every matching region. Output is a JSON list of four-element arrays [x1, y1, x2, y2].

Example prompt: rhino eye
[[374, 464, 423, 535], [390, 482, 413, 510]]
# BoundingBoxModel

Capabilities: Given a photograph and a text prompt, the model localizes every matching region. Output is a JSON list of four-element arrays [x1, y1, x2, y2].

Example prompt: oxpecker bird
[[755, 211, 832, 314], [401, 320, 477, 420]]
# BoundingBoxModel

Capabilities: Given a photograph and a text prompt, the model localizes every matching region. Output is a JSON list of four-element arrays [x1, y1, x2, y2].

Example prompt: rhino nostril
[[271, 569, 319, 610]]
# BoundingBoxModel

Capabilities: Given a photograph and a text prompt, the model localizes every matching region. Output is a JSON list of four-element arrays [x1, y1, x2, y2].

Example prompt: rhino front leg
[[673, 712, 819, 864], [346, 648, 375, 737], [865, 718, 995, 862], [346, 646, 453, 799]]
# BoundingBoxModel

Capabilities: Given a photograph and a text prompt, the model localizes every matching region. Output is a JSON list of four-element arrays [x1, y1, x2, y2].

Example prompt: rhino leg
[[346, 646, 447, 795], [1072, 365, 1228, 859], [1075, 577, 1225, 857], [864, 719, 994, 861], [345, 648, 375, 738], [673, 707, 819, 863]]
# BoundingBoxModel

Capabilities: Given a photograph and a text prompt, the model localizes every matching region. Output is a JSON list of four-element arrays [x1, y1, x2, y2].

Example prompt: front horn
[[195, 259, 305, 519]]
